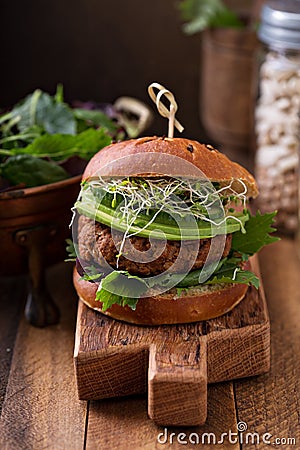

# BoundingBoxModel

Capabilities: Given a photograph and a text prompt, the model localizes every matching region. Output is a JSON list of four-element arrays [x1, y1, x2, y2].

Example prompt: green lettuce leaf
[[80, 265, 103, 282], [10, 89, 76, 135], [96, 270, 147, 311], [92, 253, 259, 311], [0, 154, 69, 187], [12, 128, 111, 161], [178, 255, 259, 289], [95, 289, 139, 312], [231, 210, 280, 255], [65, 239, 77, 262], [73, 108, 119, 135], [206, 267, 260, 289]]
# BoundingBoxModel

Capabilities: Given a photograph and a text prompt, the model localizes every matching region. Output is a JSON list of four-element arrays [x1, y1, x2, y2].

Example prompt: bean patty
[[77, 215, 232, 276]]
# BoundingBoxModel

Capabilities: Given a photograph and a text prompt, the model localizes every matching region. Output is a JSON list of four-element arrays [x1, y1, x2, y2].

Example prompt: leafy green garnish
[[176, 287, 188, 297], [177, 257, 227, 287], [65, 239, 78, 262], [14, 127, 111, 161], [176, 254, 260, 288], [178, 0, 243, 35], [232, 211, 280, 255], [54, 83, 64, 104], [7, 89, 76, 136], [80, 265, 103, 282], [73, 108, 119, 135], [96, 289, 138, 312], [206, 268, 260, 289], [87, 253, 258, 312], [0, 154, 69, 187], [0, 128, 111, 188], [96, 271, 145, 311], [0, 86, 122, 189], [89, 256, 260, 311]]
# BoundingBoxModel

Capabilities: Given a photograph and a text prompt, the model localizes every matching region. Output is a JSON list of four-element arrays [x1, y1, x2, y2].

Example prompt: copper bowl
[[0, 175, 81, 327], [0, 175, 81, 276]]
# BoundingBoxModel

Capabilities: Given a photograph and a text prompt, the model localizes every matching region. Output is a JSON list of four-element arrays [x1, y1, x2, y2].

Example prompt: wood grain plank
[[0, 275, 26, 413], [234, 239, 300, 449], [148, 340, 207, 426], [85, 383, 239, 450], [0, 262, 87, 450]]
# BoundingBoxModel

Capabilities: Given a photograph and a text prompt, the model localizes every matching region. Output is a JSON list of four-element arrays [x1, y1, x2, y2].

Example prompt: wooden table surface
[[0, 238, 299, 450]]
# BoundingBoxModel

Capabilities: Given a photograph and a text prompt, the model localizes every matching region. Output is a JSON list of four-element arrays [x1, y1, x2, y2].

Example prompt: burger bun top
[[83, 136, 258, 198]]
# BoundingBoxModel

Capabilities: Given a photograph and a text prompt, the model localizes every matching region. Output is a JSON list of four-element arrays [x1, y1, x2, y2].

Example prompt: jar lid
[[259, 0, 300, 49]]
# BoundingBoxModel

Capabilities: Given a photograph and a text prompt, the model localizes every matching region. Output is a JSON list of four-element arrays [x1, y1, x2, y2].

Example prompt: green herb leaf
[[14, 128, 111, 161], [206, 268, 260, 289], [20, 134, 75, 158], [55, 84, 64, 103], [96, 270, 145, 311], [35, 93, 75, 134], [65, 239, 77, 261], [96, 289, 136, 311], [80, 251, 259, 313], [10, 90, 76, 135], [231, 211, 280, 256], [80, 265, 103, 281], [210, 7, 243, 28], [176, 287, 188, 297], [176, 255, 257, 288], [177, 258, 226, 287], [100, 270, 148, 296], [73, 108, 119, 135], [0, 154, 69, 187], [178, 0, 243, 35]]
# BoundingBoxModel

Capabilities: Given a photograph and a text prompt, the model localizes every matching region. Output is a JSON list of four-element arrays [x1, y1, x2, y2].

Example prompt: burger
[[70, 136, 278, 325]]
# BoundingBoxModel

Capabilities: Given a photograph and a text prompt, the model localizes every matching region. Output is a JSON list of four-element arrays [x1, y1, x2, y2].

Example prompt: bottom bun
[[73, 268, 248, 325]]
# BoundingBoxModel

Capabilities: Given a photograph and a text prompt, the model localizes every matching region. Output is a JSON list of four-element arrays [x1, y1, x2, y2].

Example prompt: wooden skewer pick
[[148, 83, 184, 138]]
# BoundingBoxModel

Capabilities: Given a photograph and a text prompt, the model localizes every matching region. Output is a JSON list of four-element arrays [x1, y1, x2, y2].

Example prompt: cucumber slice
[[76, 201, 249, 240]]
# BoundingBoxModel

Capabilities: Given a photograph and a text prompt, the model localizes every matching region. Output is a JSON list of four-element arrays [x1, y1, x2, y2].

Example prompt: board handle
[[148, 338, 207, 426]]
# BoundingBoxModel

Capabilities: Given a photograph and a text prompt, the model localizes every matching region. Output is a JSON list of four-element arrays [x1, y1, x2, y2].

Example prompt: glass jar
[[255, 0, 300, 235]]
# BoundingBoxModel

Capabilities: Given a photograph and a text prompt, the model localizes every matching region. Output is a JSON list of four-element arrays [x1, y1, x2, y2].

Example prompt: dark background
[[0, 0, 203, 139], [0, 0, 255, 142]]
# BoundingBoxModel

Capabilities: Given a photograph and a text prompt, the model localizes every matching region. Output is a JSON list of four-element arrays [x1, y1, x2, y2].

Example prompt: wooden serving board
[[74, 256, 270, 427]]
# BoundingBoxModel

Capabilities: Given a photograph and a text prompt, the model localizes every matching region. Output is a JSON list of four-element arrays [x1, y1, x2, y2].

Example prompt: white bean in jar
[[255, 0, 300, 235]]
